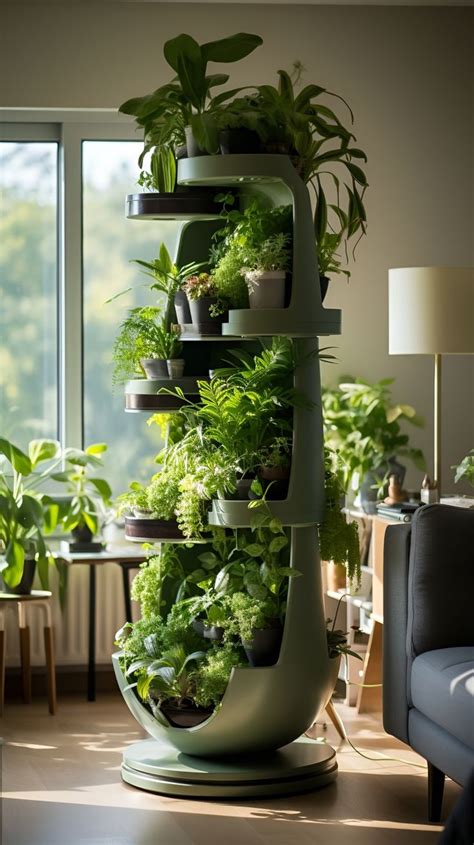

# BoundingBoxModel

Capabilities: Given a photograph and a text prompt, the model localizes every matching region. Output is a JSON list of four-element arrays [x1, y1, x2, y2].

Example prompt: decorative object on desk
[[0, 437, 65, 594], [322, 376, 425, 513], [389, 266, 474, 495], [420, 473, 439, 505], [384, 473, 407, 505], [52, 443, 112, 552]]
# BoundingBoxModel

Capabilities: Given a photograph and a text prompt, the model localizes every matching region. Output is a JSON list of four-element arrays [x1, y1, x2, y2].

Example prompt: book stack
[[375, 501, 421, 522]]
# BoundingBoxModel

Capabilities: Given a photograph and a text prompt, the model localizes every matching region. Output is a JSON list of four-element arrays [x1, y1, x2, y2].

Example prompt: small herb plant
[[138, 146, 177, 193], [112, 307, 182, 383], [242, 233, 291, 278]]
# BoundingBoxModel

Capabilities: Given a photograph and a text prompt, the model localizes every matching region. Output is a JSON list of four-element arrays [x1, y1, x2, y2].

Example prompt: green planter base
[[121, 736, 337, 798]]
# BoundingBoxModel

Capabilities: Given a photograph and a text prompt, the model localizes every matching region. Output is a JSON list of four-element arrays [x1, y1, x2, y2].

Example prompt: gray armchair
[[383, 503, 474, 822]]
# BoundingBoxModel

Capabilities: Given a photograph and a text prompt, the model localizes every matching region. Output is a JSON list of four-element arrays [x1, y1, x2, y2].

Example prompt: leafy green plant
[[116, 480, 150, 517], [0, 437, 62, 589], [323, 377, 425, 495], [112, 307, 182, 383], [119, 32, 263, 159], [258, 436, 292, 470], [52, 443, 112, 538], [146, 468, 181, 521], [452, 450, 474, 488], [127, 642, 206, 705], [326, 594, 362, 660], [241, 233, 291, 284], [183, 272, 218, 300], [138, 145, 177, 193], [319, 449, 360, 584]]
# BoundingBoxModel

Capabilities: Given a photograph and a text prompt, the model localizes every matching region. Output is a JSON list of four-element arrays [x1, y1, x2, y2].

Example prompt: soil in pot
[[140, 358, 168, 379], [124, 515, 185, 541], [156, 700, 214, 728], [246, 272, 286, 309], [243, 623, 283, 667], [189, 297, 226, 335], [219, 128, 261, 155], [2, 558, 36, 595]]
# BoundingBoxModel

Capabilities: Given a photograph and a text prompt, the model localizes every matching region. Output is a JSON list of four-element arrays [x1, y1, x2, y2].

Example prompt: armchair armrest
[[383, 523, 412, 744]]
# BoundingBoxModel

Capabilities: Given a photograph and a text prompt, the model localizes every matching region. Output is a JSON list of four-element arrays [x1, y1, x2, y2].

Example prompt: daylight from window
[[0, 142, 58, 446]]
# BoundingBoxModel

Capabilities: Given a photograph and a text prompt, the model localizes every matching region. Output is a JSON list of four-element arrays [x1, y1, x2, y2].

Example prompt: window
[[0, 113, 180, 495], [0, 139, 59, 447]]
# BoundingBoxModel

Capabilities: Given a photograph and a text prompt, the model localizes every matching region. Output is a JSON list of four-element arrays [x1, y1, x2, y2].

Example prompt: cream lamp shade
[[388, 266, 474, 355]]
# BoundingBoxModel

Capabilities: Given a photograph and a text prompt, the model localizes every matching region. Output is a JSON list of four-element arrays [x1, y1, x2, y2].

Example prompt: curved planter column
[[116, 154, 342, 797]]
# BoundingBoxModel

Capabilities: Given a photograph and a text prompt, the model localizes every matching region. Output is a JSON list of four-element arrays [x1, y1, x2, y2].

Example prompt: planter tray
[[126, 192, 222, 220], [223, 308, 341, 339], [178, 325, 252, 342], [208, 498, 321, 529], [121, 737, 337, 798], [124, 376, 204, 412]]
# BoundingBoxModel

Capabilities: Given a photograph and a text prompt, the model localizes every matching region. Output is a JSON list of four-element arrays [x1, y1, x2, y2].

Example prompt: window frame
[[0, 109, 138, 449]]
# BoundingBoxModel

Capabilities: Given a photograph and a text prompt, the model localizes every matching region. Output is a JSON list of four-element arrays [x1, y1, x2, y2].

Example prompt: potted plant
[[227, 591, 282, 667], [124, 467, 184, 541], [116, 481, 152, 519], [257, 436, 292, 500], [242, 233, 291, 309], [52, 444, 112, 551], [0, 437, 62, 594], [137, 145, 177, 193], [182, 272, 227, 334], [323, 377, 425, 512], [319, 449, 361, 587], [119, 32, 263, 159], [113, 306, 183, 381]]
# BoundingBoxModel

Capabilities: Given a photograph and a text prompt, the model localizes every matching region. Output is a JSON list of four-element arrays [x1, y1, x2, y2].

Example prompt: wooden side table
[[0, 590, 56, 715]]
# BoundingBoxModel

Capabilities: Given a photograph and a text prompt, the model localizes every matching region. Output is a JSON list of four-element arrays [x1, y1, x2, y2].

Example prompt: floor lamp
[[388, 266, 474, 495]]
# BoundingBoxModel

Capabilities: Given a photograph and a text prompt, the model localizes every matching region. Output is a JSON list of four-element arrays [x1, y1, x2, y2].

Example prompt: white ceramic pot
[[167, 358, 185, 379], [140, 358, 168, 378], [245, 270, 286, 309]]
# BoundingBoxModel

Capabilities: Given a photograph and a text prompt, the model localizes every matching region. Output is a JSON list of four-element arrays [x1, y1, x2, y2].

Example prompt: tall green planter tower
[[113, 153, 342, 797]]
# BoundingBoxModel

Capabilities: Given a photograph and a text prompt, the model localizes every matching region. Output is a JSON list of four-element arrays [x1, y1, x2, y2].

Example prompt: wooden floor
[[0, 692, 460, 845]]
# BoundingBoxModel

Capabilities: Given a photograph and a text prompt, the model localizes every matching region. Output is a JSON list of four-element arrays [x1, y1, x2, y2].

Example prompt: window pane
[[82, 141, 180, 495], [0, 141, 58, 447]]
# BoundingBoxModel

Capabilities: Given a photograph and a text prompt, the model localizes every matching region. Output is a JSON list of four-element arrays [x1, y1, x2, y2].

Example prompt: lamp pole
[[433, 353, 442, 494]]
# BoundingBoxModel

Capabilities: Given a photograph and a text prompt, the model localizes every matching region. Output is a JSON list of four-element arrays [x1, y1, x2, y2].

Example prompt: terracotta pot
[[326, 561, 347, 592]]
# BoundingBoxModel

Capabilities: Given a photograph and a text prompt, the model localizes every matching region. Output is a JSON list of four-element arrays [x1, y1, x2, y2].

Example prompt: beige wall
[[1, 2, 473, 492]]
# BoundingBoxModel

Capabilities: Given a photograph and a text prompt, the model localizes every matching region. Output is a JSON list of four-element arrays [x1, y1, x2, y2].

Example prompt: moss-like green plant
[[194, 643, 246, 708], [226, 591, 279, 643], [146, 469, 181, 521]]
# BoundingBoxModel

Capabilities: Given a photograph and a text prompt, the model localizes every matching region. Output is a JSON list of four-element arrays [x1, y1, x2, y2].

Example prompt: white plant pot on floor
[[246, 270, 286, 309]]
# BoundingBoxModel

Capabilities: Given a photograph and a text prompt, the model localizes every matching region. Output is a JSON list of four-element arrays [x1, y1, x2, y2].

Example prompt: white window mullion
[[59, 123, 84, 449]]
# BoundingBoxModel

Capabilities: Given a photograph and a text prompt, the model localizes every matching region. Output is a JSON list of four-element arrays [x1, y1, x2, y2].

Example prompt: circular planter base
[[121, 736, 337, 798]]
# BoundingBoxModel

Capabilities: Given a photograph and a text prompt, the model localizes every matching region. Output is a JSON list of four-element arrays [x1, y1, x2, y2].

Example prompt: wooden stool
[[0, 590, 57, 715]]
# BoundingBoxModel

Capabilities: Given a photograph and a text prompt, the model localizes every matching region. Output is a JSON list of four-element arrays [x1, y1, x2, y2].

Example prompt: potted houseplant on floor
[[0, 437, 62, 594], [52, 444, 112, 551]]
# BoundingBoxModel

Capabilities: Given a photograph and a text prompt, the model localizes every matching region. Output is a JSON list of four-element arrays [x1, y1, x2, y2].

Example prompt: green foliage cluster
[[194, 644, 246, 707], [452, 450, 474, 488], [0, 437, 110, 593], [112, 306, 182, 384], [323, 376, 425, 495], [319, 450, 360, 585]]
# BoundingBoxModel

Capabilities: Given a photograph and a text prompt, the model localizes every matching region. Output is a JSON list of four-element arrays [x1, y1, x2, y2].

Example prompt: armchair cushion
[[411, 647, 474, 749]]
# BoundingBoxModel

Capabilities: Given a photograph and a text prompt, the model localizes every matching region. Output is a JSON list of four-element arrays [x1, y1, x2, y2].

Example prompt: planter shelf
[[124, 376, 205, 413], [126, 191, 222, 220], [115, 150, 342, 798]]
